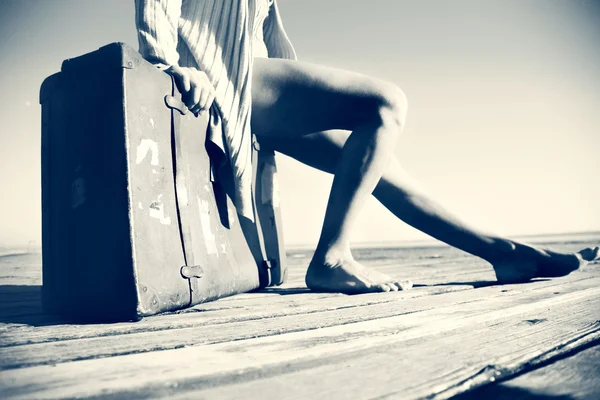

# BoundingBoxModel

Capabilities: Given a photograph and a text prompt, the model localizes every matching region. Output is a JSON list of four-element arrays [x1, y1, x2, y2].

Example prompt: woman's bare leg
[[258, 130, 600, 284], [251, 58, 411, 293]]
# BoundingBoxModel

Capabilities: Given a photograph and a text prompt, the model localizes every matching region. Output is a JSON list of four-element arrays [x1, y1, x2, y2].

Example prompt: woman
[[135, 0, 599, 294]]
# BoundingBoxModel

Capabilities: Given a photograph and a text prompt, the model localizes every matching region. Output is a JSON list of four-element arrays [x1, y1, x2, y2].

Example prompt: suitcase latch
[[180, 265, 204, 279], [164, 95, 188, 115]]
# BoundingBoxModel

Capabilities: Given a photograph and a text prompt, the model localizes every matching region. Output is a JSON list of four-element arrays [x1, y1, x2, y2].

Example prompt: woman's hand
[[165, 65, 216, 116]]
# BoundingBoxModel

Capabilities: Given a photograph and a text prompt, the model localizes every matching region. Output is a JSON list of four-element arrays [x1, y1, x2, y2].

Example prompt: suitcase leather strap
[[164, 83, 204, 293], [251, 135, 276, 283], [164, 77, 283, 290]]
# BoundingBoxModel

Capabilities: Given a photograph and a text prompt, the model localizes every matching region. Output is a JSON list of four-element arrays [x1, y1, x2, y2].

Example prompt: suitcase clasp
[[180, 265, 204, 279]]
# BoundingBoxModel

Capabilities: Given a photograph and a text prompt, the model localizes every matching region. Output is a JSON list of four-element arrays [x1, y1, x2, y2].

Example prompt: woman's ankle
[[312, 240, 353, 267], [482, 237, 517, 263]]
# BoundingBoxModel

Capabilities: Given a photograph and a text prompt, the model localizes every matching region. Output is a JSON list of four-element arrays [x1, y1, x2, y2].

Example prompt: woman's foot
[[491, 241, 600, 284], [305, 249, 412, 294]]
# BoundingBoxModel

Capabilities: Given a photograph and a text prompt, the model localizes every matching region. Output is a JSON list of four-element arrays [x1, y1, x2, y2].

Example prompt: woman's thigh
[[250, 57, 396, 137], [258, 130, 349, 174]]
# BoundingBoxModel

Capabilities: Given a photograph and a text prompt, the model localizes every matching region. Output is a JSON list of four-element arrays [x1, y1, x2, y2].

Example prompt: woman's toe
[[373, 283, 391, 292], [386, 283, 399, 292], [395, 280, 413, 290]]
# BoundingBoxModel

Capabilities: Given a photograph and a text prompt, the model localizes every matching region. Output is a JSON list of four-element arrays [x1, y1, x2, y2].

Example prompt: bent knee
[[354, 84, 407, 137], [375, 84, 408, 128]]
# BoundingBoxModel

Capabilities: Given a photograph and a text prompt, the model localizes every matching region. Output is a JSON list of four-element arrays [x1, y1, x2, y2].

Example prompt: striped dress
[[135, 0, 296, 221]]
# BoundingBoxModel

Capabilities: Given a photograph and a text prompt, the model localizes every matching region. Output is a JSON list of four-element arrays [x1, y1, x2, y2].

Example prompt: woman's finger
[[186, 81, 202, 111], [167, 67, 215, 114], [202, 91, 216, 114], [190, 103, 202, 116], [197, 84, 211, 111], [198, 73, 216, 111], [177, 68, 191, 94]]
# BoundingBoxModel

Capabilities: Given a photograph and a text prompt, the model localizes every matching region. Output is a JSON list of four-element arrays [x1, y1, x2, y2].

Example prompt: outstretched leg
[[257, 130, 600, 284], [251, 58, 411, 293]]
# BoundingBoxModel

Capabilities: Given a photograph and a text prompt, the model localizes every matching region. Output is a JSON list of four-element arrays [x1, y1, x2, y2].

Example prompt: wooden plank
[[0, 281, 469, 347], [500, 345, 600, 399], [451, 345, 600, 399], [1, 284, 598, 399], [184, 300, 599, 400], [0, 255, 501, 347], [1, 275, 593, 369], [0, 249, 592, 332], [0, 274, 474, 332]]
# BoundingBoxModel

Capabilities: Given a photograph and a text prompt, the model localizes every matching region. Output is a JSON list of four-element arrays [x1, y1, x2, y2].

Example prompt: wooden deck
[[1, 235, 599, 399]]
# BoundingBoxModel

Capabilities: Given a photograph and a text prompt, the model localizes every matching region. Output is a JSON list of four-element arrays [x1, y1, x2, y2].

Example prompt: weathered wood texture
[[0, 237, 599, 399], [454, 344, 600, 399]]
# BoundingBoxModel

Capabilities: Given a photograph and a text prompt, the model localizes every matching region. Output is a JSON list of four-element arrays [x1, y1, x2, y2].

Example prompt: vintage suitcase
[[40, 42, 287, 322]]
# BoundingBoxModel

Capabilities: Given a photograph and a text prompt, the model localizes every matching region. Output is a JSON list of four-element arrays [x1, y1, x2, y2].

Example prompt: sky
[[0, 0, 599, 247]]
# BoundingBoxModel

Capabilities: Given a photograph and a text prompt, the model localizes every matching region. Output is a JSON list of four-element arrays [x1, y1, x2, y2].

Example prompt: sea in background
[[0, 245, 40, 258]]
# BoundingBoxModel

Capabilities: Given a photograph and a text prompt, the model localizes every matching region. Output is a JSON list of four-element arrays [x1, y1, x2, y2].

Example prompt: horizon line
[[1, 229, 598, 251]]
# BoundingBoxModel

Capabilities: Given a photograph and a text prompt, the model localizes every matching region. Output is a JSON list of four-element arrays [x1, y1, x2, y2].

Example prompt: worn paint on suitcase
[[40, 42, 287, 322]]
